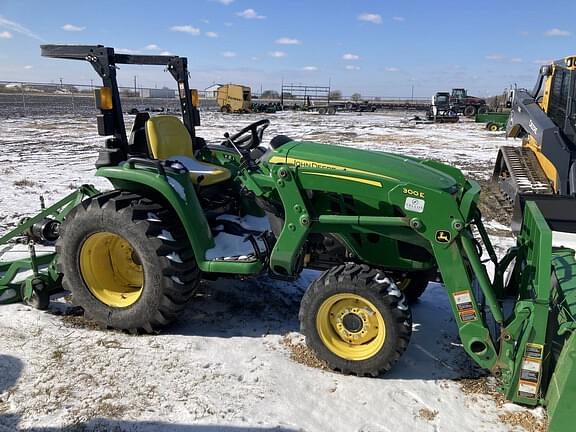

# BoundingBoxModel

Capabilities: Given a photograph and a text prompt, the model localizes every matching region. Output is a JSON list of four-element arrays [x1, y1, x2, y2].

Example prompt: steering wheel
[[223, 119, 270, 150]]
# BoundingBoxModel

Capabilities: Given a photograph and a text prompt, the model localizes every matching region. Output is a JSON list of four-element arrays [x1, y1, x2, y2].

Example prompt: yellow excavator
[[493, 56, 576, 232]]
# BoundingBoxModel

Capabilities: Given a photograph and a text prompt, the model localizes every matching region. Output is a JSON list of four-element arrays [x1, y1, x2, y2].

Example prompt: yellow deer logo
[[435, 230, 451, 243]]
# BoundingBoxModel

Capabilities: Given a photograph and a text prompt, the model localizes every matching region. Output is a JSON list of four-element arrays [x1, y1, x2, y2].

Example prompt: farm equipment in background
[[217, 84, 252, 113], [1, 44, 575, 431], [426, 92, 459, 123], [252, 101, 281, 114], [475, 111, 510, 131], [280, 84, 338, 115], [344, 100, 378, 112], [449, 88, 488, 116], [493, 56, 576, 232]]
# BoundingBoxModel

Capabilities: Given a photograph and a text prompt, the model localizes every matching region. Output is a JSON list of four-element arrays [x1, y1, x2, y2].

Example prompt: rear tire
[[477, 106, 488, 115], [299, 264, 412, 376], [464, 105, 476, 117], [489, 123, 500, 132], [318, 107, 327, 115], [56, 191, 200, 333]]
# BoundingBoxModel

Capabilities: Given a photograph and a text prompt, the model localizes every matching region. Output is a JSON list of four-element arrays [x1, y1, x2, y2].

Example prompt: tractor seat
[[145, 116, 231, 187]]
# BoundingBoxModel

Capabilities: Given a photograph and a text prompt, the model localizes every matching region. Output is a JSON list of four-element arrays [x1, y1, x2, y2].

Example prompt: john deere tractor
[[1, 45, 575, 431]]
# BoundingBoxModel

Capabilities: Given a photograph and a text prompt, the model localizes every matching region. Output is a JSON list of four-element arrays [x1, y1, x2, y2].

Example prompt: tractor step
[[206, 214, 270, 262]]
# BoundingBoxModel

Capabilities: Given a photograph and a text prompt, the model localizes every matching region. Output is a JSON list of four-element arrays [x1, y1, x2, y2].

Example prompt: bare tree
[[261, 90, 280, 99], [329, 90, 342, 100]]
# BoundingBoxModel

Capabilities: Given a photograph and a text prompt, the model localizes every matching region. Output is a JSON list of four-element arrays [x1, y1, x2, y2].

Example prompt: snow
[[0, 111, 539, 431]]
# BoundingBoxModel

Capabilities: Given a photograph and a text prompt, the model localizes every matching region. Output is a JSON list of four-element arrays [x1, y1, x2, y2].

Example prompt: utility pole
[[133, 75, 137, 96]]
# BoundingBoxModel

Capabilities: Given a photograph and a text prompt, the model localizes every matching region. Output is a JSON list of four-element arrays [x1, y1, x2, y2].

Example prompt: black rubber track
[[56, 191, 200, 333], [299, 263, 412, 377]]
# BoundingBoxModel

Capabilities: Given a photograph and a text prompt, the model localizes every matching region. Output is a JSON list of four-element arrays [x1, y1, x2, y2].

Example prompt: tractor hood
[[271, 141, 460, 192]]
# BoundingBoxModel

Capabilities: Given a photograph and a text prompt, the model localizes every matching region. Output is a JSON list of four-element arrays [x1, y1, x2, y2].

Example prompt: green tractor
[[1, 45, 576, 431]]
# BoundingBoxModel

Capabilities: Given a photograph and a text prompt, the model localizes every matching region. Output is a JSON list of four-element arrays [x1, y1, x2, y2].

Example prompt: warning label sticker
[[525, 343, 544, 359], [459, 310, 478, 322], [520, 358, 541, 382], [517, 343, 544, 399], [453, 290, 477, 322], [518, 380, 538, 399], [454, 291, 473, 311]]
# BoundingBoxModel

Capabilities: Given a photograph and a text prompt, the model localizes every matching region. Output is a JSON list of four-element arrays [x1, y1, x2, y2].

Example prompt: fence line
[[0, 80, 430, 117]]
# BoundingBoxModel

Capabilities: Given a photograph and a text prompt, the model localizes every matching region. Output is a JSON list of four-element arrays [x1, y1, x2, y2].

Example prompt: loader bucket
[[503, 202, 576, 431], [546, 331, 576, 432], [511, 194, 576, 234], [545, 248, 576, 432]]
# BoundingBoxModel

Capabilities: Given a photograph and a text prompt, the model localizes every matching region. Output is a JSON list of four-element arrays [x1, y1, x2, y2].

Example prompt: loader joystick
[[223, 119, 270, 150]]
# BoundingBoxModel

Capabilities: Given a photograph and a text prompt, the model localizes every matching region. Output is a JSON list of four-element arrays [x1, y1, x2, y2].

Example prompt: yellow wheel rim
[[79, 232, 144, 308], [316, 293, 386, 361], [490, 124, 499, 131]]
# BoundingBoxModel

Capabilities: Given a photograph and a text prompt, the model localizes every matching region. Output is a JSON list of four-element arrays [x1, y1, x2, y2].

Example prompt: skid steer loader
[[493, 56, 576, 233], [1, 45, 575, 431]]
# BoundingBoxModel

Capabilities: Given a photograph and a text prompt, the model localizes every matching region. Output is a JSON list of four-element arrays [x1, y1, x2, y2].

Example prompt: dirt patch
[[13, 178, 37, 188], [59, 313, 105, 331], [458, 377, 546, 432], [417, 408, 438, 422], [458, 377, 505, 407], [477, 179, 512, 229], [281, 335, 328, 370], [499, 411, 546, 432]]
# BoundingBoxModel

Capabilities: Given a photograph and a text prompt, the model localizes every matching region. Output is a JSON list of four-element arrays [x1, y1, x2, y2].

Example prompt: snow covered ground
[[0, 111, 545, 431]]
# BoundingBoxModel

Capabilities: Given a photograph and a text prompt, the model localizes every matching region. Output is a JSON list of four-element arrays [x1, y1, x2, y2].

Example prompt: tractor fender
[[96, 165, 214, 272]]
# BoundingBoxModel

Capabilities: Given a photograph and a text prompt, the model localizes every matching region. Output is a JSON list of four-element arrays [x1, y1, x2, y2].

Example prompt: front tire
[[299, 264, 412, 376], [56, 192, 200, 333], [397, 272, 430, 303]]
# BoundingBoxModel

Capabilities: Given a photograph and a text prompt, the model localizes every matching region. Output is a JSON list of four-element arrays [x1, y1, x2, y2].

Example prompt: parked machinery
[[217, 84, 252, 113], [427, 92, 459, 123], [493, 56, 576, 231], [449, 88, 488, 116], [1, 45, 575, 431]]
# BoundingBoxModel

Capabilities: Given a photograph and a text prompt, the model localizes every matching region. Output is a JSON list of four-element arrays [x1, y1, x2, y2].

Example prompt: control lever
[[224, 132, 252, 169], [224, 132, 244, 157]]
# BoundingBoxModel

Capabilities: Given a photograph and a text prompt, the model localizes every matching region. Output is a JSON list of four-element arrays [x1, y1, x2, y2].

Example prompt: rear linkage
[[0, 185, 99, 308]]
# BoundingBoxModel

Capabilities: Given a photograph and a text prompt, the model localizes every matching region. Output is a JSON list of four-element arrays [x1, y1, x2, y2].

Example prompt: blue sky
[[0, 0, 575, 97]]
